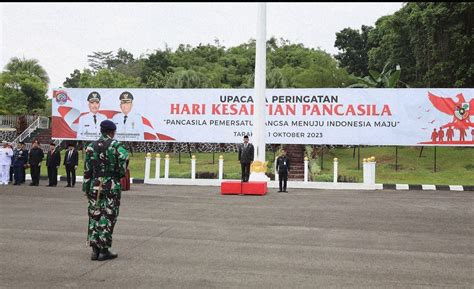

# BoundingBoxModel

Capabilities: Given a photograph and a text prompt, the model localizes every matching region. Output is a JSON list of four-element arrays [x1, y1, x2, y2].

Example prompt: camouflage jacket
[[82, 134, 129, 193]]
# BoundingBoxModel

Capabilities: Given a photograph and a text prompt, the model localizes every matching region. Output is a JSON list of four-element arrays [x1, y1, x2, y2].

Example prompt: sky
[[1, 2, 404, 95]]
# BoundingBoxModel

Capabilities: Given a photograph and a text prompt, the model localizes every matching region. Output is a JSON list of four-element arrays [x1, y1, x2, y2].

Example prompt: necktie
[[68, 150, 72, 161], [124, 115, 128, 124], [93, 115, 97, 125]]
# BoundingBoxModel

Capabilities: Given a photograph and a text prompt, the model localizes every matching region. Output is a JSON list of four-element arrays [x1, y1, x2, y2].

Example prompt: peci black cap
[[119, 91, 133, 103], [87, 91, 101, 102]]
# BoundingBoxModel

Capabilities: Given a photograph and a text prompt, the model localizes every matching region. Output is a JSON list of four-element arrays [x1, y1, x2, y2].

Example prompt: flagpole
[[250, 2, 269, 181]]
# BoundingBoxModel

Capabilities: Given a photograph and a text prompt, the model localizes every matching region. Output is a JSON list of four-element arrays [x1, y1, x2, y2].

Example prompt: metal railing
[[0, 115, 38, 128], [11, 116, 49, 145]]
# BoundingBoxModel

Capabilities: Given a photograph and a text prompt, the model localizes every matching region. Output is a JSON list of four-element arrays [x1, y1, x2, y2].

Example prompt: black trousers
[[30, 165, 41, 185], [47, 166, 58, 186], [279, 172, 288, 191], [65, 165, 76, 186], [240, 162, 251, 182]]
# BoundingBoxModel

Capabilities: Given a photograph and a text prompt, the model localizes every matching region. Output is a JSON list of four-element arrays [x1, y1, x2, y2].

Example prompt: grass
[[38, 146, 474, 185]]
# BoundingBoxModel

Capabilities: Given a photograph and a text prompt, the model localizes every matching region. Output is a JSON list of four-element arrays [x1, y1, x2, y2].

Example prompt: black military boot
[[91, 245, 99, 261], [97, 248, 118, 261]]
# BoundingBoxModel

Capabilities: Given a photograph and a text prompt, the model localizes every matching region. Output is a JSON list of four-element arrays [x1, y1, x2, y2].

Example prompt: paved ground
[[0, 183, 473, 289]]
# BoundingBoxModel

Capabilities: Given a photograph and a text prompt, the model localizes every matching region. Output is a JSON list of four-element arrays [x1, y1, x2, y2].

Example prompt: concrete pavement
[[0, 184, 473, 288]]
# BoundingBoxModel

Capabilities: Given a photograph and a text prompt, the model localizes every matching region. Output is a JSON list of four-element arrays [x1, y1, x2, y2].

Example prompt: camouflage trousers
[[87, 179, 122, 249]]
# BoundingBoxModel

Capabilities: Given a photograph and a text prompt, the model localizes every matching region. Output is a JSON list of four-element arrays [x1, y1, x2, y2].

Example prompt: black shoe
[[66, 185, 71, 187], [29, 183, 35, 186], [277, 190, 282, 192], [13, 183, 19, 186], [97, 248, 118, 261], [46, 184, 52, 187], [283, 191, 288, 193], [91, 245, 100, 261]]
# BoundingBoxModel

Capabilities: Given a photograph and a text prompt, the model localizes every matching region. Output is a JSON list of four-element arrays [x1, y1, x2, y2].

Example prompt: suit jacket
[[276, 155, 291, 174], [13, 148, 29, 167], [46, 148, 61, 167], [63, 149, 78, 167], [29, 147, 44, 166], [238, 143, 254, 163]]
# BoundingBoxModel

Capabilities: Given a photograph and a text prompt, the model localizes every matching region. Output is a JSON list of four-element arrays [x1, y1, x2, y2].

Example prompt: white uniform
[[77, 112, 107, 140], [112, 112, 146, 141], [0, 147, 13, 184]]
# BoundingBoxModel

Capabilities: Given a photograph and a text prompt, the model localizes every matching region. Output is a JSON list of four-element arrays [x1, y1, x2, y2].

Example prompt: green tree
[[77, 69, 142, 88], [349, 62, 404, 88], [165, 69, 211, 88], [334, 25, 373, 77], [0, 57, 49, 114], [367, 2, 473, 87], [63, 69, 82, 88]]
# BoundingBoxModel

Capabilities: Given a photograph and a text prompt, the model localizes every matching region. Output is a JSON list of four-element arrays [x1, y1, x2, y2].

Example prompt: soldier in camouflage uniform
[[83, 120, 129, 261]]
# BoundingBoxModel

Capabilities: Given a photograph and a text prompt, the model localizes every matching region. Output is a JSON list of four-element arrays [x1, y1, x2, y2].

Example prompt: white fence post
[[191, 155, 196, 180], [155, 154, 161, 179], [304, 157, 308, 182], [363, 156, 376, 184], [144, 153, 151, 182], [333, 158, 338, 183], [218, 155, 224, 180], [164, 154, 170, 179]]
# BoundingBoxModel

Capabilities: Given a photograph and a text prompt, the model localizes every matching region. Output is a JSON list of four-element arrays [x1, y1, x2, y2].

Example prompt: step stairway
[[281, 144, 305, 181]]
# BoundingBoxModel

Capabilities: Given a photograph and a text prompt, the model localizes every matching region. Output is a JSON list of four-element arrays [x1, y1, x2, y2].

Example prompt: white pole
[[144, 153, 151, 182], [275, 159, 279, 181], [363, 158, 368, 184], [218, 155, 224, 180], [155, 154, 161, 179], [304, 157, 308, 183], [191, 155, 196, 180], [252, 2, 267, 163], [164, 154, 170, 179], [333, 158, 338, 183]]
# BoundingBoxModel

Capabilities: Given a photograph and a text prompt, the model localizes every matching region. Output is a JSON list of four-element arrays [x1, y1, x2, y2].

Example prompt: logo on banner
[[424, 92, 474, 144], [454, 103, 470, 121], [55, 90, 69, 105]]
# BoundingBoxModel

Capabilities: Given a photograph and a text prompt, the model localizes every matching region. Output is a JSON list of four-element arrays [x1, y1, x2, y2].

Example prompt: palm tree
[[5, 57, 50, 85]]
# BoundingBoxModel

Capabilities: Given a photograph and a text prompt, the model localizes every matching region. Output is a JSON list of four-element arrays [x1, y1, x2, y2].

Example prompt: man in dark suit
[[28, 140, 44, 186], [276, 148, 291, 193], [46, 143, 61, 187], [63, 143, 78, 187], [237, 135, 254, 182]]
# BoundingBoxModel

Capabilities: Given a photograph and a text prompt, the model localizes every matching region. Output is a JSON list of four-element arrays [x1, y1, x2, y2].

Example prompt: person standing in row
[[237, 135, 254, 182], [0, 141, 13, 185], [28, 140, 44, 186], [64, 143, 78, 188], [13, 142, 28, 186], [276, 148, 291, 193], [46, 143, 61, 187]]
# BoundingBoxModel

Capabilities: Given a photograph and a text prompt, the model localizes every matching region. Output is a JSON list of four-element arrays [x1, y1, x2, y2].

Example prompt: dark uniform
[[12, 144, 28, 185], [46, 144, 61, 187], [28, 146, 44, 186], [64, 145, 79, 187], [238, 141, 254, 182], [83, 120, 128, 261], [276, 154, 291, 192]]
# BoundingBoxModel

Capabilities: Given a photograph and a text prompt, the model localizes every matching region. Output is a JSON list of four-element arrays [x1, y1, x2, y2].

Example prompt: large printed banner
[[52, 88, 474, 146]]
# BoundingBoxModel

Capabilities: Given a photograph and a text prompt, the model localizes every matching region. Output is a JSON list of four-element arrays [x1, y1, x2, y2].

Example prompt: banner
[[52, 88, 474, 146]]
